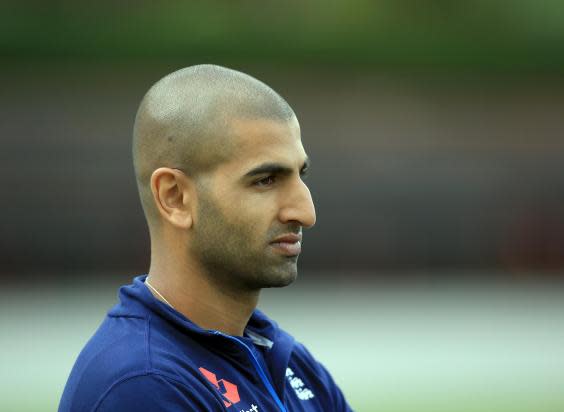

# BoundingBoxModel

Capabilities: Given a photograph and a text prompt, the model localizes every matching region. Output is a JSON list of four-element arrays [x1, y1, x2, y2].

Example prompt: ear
[[150, 168, 194, 229]]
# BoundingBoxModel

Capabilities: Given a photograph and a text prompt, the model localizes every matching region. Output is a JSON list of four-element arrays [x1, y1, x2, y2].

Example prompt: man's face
[[190, 116, 316, 292]]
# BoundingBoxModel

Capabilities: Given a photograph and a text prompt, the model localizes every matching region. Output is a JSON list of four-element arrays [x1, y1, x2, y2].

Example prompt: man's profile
[[59, 64, 352, 411]]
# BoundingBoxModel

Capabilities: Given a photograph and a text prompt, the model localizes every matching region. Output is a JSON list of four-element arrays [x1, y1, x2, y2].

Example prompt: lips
[[270, 233, 302, 256]]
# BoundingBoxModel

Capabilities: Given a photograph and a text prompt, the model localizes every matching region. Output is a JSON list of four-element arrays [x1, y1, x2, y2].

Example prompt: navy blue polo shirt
[[59, 275, 353, 411]]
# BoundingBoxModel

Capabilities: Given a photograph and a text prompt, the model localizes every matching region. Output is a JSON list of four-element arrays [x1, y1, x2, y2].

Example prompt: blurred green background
[[3, 0, 564, 70], [1, 1, 564, 411]]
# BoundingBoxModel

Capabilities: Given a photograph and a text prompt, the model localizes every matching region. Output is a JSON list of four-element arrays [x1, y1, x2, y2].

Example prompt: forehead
[[223, 117, 306, 171]]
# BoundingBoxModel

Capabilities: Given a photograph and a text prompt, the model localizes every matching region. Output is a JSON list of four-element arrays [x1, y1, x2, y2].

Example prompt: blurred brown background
[[1, 1, 563, 280]]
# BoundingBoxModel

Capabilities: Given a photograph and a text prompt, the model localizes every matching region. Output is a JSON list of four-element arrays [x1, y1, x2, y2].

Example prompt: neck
[[147, 252, 259, 337]]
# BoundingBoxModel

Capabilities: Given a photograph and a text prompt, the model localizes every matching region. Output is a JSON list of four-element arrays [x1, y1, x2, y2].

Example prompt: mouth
[[269, 233, 302, 257]]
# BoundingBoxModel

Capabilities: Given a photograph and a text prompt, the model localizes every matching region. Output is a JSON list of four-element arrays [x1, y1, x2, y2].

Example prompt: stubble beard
[[191, 193, 299, 293]]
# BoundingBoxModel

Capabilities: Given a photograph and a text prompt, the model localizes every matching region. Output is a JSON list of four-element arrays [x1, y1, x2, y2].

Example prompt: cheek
[[226, 209, 274, 249], [244, 193, 281, 220], [234, 214, 264, 241], [215, 190, 281, 241]]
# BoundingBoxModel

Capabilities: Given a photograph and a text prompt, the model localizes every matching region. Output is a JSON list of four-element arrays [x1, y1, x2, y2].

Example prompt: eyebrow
[[243, 157, 310, 178]]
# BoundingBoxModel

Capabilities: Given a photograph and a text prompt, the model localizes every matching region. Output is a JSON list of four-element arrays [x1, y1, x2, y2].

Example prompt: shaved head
[[132, 64, 296, 226]]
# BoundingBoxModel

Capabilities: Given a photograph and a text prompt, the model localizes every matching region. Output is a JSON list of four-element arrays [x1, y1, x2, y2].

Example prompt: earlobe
[[150, 168, 194, 229]]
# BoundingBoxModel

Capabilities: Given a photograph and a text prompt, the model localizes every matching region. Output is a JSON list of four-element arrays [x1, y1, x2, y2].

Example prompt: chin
[[236, 255, 300, 290], [260, 263, 298, 289]]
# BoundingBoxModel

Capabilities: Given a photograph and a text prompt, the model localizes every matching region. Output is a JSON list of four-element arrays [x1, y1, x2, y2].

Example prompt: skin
[[146, 116, 316, 336]]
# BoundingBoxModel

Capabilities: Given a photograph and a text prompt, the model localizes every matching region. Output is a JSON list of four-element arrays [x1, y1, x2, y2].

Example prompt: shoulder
[[60, 314, 226, 412], [91, 372, 226, 412], [59, 314, 153, 411], [287, 341, 354, 411], [290, 341, 325, 372]]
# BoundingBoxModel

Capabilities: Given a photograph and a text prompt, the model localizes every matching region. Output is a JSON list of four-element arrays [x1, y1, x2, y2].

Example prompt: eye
[[254, 175, 276, 187]]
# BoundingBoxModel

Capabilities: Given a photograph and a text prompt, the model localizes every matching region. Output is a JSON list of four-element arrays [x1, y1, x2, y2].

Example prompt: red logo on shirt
[[199, 367, 241, 407]]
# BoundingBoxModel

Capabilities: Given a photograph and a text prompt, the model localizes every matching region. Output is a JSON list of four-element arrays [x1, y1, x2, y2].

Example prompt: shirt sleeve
[[94, 373, 225, 412]]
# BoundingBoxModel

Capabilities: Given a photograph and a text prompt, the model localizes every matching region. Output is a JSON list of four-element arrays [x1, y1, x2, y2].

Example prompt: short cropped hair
[[132, 64, 295, 226]]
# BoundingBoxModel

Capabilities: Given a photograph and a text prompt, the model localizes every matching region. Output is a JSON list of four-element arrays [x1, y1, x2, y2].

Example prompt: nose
[[278, 179, 316, 228]]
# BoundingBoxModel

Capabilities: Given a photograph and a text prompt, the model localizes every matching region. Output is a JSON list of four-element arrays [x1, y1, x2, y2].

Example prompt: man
[[59, 64, 352, 411]]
